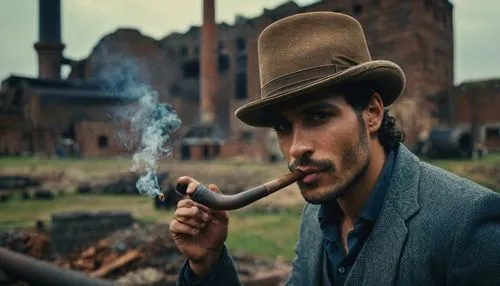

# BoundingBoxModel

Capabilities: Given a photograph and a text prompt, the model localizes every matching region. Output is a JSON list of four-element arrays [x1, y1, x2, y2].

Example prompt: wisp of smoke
[[92, 49, 181, 198], [129, 92, 181, 197]]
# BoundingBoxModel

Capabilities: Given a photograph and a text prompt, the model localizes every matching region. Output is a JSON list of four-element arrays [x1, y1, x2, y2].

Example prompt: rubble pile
[[1, 224, 291, 286], [0, 227, 50, 260], [52, 223, 184, 284]]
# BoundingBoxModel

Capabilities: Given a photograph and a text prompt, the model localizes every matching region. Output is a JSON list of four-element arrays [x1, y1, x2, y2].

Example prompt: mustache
[[288, 155, 334, 173]]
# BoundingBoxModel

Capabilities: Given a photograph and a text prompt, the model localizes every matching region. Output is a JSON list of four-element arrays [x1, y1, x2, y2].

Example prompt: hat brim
[[234, 60, 406, 127]]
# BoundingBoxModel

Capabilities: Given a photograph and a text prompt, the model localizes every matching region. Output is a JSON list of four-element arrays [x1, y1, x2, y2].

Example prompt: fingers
[[170, 204, 210, 236], [176, 176, 227, 222], [170, 218, 200, 236], [174, 203, 211, 224], [171, 196, 212, 237], [177, 198, 211, 213], [177, 177, 223, 196], [177, 176, 197, 186], [175, 217, 206, 229], [177, 176, 200, 196]]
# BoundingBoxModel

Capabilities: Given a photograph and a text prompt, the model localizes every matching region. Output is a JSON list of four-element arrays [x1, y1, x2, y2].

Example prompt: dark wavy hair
[[339, 81, 405, 151]]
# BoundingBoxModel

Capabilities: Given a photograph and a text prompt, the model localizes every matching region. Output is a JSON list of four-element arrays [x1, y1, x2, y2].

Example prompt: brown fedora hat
[[235, 12, 406, 127]]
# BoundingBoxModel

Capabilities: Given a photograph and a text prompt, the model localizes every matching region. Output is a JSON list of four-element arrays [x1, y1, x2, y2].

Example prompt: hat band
[[261, 64, 348, 98]]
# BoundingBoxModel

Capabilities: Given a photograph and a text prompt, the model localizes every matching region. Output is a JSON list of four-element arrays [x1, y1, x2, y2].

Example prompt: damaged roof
[[426, 77, 500, 100], [1, 75, 139, 100], [457, 78, 500, 91]]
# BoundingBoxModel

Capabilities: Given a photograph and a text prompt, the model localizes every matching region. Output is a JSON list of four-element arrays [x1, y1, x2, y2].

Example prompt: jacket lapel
[[345, 145, 421, 286], [302, 204, 325, 286]]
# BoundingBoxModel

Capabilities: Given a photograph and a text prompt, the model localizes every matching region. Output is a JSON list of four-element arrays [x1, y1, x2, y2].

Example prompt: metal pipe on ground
[[0, 247, 114, 286]]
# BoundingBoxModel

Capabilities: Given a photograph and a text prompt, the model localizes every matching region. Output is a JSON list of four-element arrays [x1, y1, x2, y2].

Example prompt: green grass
[[0, 156, 131, 168], [425, 153, 500, 169], [424, 153, 500, 191], [226, 208, 302, 261], [0, 156, 271, 170], [0, 193, 161, 229]]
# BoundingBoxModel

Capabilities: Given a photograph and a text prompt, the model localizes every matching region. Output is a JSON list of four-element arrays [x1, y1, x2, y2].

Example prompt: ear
[[363, 92, 384, 134]]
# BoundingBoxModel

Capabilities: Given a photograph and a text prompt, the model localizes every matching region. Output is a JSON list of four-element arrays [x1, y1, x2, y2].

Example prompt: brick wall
[[453, 87, 500, 151], [0, 112, 31, 156], [220, 138, 267, 161], [434, 81, 500, 151], [0, 129, 24, 155], [453, 90, 500, 125], [75, 120, 135, 157], [20, 98, 137, 157]]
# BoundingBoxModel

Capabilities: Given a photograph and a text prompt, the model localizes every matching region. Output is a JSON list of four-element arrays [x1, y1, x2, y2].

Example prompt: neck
[[337, 143, 387, 221]]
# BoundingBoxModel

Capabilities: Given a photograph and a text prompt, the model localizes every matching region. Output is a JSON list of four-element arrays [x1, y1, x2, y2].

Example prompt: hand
[[169, 176, 229, 277]]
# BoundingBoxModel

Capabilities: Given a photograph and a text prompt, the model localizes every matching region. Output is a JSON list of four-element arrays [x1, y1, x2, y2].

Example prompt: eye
[[272, 121, 291, 134], [306, 111, 330, 124]]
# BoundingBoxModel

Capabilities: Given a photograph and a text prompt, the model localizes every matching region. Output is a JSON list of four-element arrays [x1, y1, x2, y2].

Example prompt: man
[[170, 12, 500, 285]]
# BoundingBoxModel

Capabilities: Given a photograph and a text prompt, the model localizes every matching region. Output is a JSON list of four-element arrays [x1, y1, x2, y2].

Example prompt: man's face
[[273, 92, 371, 204]]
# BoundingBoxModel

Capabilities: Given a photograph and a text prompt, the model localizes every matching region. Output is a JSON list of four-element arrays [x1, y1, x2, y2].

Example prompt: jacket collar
[[345, 144, 422, 285], [382, 144, 421, 221]]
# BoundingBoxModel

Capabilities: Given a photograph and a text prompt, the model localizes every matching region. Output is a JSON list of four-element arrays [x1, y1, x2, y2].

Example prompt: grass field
[[426, 153, 500, 169], [0, 153, 498, 262], [425, 154, 500, 190]]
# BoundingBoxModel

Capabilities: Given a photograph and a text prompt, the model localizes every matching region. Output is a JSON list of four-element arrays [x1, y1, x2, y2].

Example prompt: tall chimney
[[200, 0, 218, 124], [34, 0, 65, 79]]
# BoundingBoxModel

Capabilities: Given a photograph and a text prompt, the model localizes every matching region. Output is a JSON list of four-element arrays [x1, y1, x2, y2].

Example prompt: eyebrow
[[271, 101, 340, 125], [294, 102, 340, 116]]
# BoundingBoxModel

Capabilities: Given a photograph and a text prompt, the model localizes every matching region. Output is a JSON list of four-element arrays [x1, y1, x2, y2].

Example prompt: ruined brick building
[[161, 0, 456, 159], [428, 79, 500, 155], [0, 75, 138, 157], [1, 0, 498, 159], [0, 0, 178, 158]]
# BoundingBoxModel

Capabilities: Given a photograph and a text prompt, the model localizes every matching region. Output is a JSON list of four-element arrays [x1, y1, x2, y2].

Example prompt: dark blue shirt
[[318, 149, 395, 285], [180, 246, 239, 285]]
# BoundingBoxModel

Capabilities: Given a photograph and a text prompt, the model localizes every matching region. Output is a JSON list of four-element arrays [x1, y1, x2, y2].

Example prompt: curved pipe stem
[[175, 170, 304, 210]]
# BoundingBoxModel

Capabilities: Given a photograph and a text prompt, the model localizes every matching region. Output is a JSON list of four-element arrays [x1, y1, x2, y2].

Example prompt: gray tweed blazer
[[178, 144, 500, 285]]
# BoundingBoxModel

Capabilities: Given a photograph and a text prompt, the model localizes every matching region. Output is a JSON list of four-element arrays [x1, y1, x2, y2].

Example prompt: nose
[[288, 126, 313, 161]]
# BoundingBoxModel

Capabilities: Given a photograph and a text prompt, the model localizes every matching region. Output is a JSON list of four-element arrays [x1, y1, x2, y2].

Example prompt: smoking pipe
[[174, 170, 305, 210]]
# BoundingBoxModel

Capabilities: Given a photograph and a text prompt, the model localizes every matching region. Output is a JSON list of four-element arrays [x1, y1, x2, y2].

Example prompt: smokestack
[[34, 0, 65, 79], [200, 0, 218, 124]]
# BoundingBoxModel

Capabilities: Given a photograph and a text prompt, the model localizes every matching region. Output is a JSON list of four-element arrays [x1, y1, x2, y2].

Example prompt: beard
[[290, 115, 371, 204]]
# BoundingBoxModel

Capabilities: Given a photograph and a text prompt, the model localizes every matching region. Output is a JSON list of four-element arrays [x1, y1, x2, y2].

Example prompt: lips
[[302, 172, 320, 184], [298, 168, 325, 185]]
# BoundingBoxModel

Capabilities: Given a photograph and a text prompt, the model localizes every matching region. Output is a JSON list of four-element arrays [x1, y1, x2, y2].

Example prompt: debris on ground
[[0, 223, 291, 285], [116, 267, 166, 286], [0, 223, 50, 260]]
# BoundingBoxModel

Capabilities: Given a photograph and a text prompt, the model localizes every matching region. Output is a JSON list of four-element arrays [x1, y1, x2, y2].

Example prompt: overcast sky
[[0, 0, 498, 85]]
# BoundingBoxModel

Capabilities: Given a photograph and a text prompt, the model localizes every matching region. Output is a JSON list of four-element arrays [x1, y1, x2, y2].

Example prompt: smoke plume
[[129, 92, 181, 197], [91, 49, 181, 197]]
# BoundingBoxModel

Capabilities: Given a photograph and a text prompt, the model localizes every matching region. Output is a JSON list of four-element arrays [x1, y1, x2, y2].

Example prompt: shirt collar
[[358, 148, 395, 222]]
